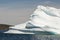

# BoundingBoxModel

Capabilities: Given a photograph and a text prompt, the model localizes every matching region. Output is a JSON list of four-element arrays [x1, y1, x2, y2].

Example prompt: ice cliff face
[[4, 5, 60, 34], [26, 5, 60, 34]]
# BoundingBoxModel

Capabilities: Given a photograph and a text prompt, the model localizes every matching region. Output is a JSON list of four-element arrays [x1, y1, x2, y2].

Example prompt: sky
[[0, 0, 60, 25]]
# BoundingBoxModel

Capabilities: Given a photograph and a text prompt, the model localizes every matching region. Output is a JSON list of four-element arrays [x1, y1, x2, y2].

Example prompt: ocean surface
[[0, 33, 60, 40]]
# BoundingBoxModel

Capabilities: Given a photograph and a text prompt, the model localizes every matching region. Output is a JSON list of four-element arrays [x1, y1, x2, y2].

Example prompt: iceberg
[[4, 5, 60, 34]]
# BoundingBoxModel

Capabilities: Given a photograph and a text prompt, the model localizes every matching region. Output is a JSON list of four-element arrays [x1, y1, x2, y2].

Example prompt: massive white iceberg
[[4, 5, 60, 34]]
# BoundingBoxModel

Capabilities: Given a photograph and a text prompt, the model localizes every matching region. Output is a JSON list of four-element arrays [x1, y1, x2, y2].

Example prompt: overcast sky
[[0, 0, 60, 25]]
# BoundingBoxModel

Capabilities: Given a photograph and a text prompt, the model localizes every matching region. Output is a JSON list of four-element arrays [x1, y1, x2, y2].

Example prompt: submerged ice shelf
[[3, 5, 60, 34]]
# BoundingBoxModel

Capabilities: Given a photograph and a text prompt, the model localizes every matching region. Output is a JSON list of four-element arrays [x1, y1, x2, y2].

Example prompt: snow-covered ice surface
[[4, 5, 60, 34]]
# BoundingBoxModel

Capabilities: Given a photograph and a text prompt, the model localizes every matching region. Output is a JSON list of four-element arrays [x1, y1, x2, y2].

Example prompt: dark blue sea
[[0, 33, 60, 40]]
